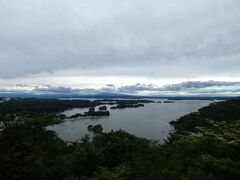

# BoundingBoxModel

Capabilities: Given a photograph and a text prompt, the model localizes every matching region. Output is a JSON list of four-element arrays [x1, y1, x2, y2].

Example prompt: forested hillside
[[0, 99, 240, 179]]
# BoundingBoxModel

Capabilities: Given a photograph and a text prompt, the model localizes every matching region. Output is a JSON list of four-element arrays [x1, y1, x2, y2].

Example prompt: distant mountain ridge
[[0, 92, 238, 100]]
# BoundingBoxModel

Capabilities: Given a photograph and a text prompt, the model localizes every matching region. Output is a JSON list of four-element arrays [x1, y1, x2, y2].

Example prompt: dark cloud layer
[[1, 81, 239, 96], [162, 81, 240, 91]]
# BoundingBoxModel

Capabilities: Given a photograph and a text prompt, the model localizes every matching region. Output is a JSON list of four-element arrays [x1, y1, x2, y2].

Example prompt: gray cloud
[[34, 86, 81, 94], [162, 81, 240, 91], [1, 81, 239, 96], [115, 81, 240, 95], [0, 0, 240, 80], [117, 84, 157, 93]]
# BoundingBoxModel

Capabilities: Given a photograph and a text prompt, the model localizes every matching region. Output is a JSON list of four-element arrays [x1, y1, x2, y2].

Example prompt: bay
[[46, 100, 213, 142]]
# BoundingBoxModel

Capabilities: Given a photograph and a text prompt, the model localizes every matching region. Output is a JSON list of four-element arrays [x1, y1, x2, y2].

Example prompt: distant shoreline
[[0, 94, 238, 101]]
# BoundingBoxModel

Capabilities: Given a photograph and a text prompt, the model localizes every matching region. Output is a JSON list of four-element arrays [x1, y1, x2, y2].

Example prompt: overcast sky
[[0, 0, 240, 96]]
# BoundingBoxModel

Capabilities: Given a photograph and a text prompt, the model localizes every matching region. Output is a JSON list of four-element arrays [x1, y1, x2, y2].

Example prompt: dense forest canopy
[[0, 98, 240, 179]]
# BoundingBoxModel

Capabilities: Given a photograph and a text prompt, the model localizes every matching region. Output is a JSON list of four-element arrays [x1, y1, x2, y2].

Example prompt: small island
[[163, 100, 175, 103], [84, 107, 110, 116], [69, 113, 83, 118], [68, 107, 110, 119], [111, 103, 144, 109], [88, 124, 103, 134], [98, 106, 107, 111]]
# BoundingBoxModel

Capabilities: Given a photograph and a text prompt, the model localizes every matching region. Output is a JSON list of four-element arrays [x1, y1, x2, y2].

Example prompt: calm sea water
[[46, 100, 213, 142]]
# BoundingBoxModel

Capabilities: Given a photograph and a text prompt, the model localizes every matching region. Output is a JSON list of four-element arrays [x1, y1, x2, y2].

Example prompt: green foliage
[[171, 99, 240, 131], [0, 98, 240, 179], [0, 99, 94, 116], [92, 165, 131, 180], [0, 125, 69, 180]]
